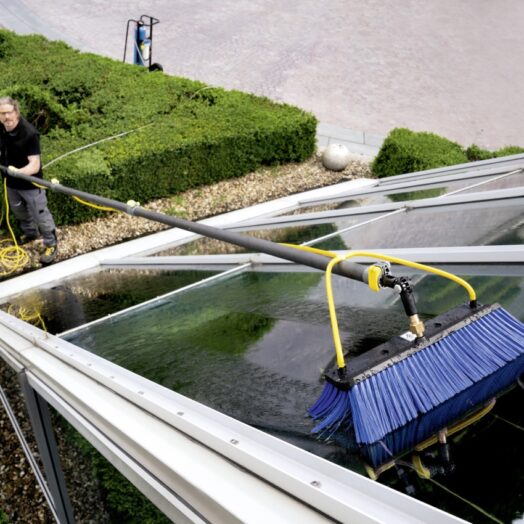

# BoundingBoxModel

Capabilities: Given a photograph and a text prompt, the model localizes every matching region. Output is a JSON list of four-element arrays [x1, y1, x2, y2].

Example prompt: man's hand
[[7, 165, 20, 175]]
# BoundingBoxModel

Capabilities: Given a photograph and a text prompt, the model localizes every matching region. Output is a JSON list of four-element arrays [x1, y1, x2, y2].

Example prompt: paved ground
[[1, 0, 524, 150]]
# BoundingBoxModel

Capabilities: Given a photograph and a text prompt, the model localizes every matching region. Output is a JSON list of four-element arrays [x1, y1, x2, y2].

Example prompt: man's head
[[0, 97, 21, 132]]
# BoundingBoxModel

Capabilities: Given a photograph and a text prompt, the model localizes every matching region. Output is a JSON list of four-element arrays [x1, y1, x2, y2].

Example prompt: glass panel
[[321, 203, 524, 249], [293, 186, 449, 215], [63, 268, 524, 523], [1, 268, 219, 334], [461, 170, 524, 194], [183, 201, 523, 253], [154, 219, 367, 256], [155, 183, 523, 257], [292, 171, 524, 216]]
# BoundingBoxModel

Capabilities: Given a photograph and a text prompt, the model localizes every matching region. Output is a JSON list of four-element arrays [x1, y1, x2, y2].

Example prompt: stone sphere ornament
[[322, 143, 351, 171]]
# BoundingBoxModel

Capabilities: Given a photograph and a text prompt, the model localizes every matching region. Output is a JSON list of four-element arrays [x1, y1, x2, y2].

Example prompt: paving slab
[[1, 0, 523, 150]]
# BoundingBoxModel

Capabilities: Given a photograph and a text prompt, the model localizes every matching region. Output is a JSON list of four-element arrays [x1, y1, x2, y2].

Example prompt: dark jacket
[[0, 117, 43, 190]]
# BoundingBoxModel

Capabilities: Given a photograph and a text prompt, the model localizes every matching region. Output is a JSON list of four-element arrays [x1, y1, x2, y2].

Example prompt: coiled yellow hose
[[0, 177, 30, 276]]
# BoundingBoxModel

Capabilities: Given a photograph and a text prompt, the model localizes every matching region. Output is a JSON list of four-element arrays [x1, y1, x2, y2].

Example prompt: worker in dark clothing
[[0, 96, 58, 264]]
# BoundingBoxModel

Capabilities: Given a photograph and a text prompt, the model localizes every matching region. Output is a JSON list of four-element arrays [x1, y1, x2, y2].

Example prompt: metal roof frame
[[0, 311, 466, 523], [298, 165, 524, 207], [1, 156, 522, 523]]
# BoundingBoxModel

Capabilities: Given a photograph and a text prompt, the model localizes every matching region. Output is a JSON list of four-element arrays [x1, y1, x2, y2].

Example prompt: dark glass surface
[[63, 268, 524, 524], [1, 268, 218, 334]]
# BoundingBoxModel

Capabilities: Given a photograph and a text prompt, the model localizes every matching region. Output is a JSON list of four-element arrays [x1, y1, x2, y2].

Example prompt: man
[[0, 96, 58, 264]]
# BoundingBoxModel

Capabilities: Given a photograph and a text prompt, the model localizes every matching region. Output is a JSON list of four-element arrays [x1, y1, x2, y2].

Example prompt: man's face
[[0, 103, 20, 132]]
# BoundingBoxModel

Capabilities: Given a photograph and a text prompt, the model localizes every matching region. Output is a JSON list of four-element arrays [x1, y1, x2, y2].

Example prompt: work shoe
[[20, 233, 39, 244], [40, 245, 58, 265]]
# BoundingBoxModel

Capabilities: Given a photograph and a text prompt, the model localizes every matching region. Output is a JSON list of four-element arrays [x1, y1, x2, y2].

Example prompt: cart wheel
[[149, 63, 164, 72]]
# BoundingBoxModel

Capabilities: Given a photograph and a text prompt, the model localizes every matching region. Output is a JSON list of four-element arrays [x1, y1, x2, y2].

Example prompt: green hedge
[[0, 30, 317, 225], [371, 128, 468, 178], [372, 127, 524, 178], [465, 143, 524, 161]]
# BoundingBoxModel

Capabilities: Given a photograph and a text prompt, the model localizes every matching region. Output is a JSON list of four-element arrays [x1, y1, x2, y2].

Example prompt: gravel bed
[[0, 152, 372, 522]]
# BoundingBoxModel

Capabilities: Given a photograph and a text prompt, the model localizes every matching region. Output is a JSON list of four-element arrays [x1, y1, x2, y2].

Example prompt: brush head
[[324, 302, 497, 389], [312, 303, 524, 444]]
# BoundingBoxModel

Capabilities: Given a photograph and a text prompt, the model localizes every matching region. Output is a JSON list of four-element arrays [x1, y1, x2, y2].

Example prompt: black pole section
[[1, 168, 370, 283]]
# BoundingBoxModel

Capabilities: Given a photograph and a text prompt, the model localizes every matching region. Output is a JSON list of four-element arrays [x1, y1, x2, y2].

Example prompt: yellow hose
[[7, 304, 47, 331], [281, 243, 477, 370], [0, 178, 30, 276], [72, 195, 117, 212]]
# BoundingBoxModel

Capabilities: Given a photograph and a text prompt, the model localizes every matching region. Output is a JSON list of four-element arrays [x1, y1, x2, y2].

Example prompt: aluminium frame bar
[[298, 166, 523, 207], [0, 311, 467, 524], [229, 186, 524, 231], [18, 372, 75, 523], [0, 379, 61, 523]]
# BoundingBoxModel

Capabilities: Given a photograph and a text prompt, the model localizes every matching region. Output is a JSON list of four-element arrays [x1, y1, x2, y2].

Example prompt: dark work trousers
[[7, 187, 57, 246]]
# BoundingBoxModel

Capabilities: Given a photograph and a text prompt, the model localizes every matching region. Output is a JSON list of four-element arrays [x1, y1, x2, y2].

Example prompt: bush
[[467, 144, 524, 162], [493, 145, 524, 157], [465, 144, 493, 162], [372, 128, 468, 178], [374, 128, 524, 179], [0, 29, 317, 225]]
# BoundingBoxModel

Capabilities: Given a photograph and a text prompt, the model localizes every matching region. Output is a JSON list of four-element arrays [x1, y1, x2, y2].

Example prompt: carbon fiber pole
[[0, 167, 370, 283]]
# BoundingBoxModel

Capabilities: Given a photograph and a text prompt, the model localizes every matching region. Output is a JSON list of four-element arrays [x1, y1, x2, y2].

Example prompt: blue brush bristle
[[309, 307, 524, 445], [361, 353, 524, 468], [308, 382, 351, 436]]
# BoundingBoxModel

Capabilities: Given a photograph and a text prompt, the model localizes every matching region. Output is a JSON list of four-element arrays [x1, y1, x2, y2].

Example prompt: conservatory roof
[[0, 153, 523, 523]]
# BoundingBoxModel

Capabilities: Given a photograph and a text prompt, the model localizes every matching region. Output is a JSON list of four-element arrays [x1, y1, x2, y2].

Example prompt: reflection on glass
[[488, 219, 524, 246], [387, 187, 446, 202], [1, 268, 218, 334], [334, 204, 523, 249], [155, 221, 358, 256], [62, 268, 524, 524]]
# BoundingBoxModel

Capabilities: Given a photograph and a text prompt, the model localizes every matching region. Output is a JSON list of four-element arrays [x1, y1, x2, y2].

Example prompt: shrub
[[466, 143, 524, 161], [465, 144, 493, 162], [0, 29, 317, 225], [493, 145, 524, 157], [372, 128, 468, 178]]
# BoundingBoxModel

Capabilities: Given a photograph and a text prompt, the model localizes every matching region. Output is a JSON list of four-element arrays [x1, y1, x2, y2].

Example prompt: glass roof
[[290, 168, 524, 216], [61, 267, 524, 523], [3, 158, 524, 523]]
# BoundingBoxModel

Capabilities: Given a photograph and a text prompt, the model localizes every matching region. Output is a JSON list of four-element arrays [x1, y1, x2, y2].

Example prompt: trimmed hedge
[[0, 30, 317, 225], [371, 128, 467, 178], [466, 143, 524, 162], [372, 127, 524, 178]]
